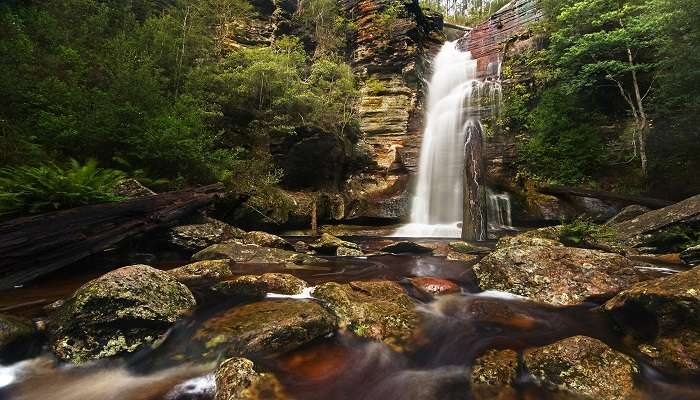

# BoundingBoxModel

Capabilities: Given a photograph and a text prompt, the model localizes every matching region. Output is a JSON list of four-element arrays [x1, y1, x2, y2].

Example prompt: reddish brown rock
[[409, 277, 460, 296]]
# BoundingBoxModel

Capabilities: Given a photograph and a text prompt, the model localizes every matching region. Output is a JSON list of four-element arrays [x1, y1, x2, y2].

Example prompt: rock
[[448, 241, 491, 255], [336, 246, 364, 257], [523, 336, 638, 400], [380, 241, 433, 254], [193, 300, 336, 358], [168, 259, 233, 286], [213, 273, 307, 297], [408, 277, 460, 296], [0, 314, 36, 355], [313, 281, 418, 348], [681, 244, 700, 265], [612, 193, 700, 249], [170, 219, 246, 252], [604, 266, 700, 375], [293, 241, 310, 253], [243, 231, 294, 251], [606, 205, 652, 225], [471, 349, 518, 387], [214, 357, 289, 400], [48, 265, 195, 363], [112, 178, 156, 198], [473, 244, 654, 306], [309, 233, 360, 255], [496, 227, 563, 249], [193, 241, 324, 266]]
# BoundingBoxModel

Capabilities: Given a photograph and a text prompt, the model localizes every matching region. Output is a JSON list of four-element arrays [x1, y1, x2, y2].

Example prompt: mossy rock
[[193, 299, 336, 359], [243, 231, 294, 251], [448, 241, 491, 255], [604, 266, 700, 375], [168, 259, 233, 286], [213, 273, 307, 298], [214, 357, 290, 400], [470, 349, 518, 386], [0, 314, 36, 356], [48, 265, 196, 363], [192, 241, 324, 266], [170, 219, 246, 252], [309, 233, 360, 255], [380, 241, 433, 254], [523, 336, 638, 400], [313, 280, 418, 349]]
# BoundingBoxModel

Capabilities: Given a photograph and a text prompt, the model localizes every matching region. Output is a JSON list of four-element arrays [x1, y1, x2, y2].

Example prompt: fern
[[0, 159, 126, 217]]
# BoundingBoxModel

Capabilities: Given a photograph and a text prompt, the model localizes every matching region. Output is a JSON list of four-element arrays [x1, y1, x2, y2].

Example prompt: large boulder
[[215, 357, 289, 400], [48, 265, 196, 363], [170, 219, 246, 252], [309, 233, 360, 255], [523, 336, 639, 400], [192, 241, 324, 266], [313, 281, 418, 348], [168, 259, 233, 286], [473, 244, 654, 306], [193, 299, 336, 359], [243, 231, 294, 251], [604, 266, 700, 375], [213, 273, 307, 297]]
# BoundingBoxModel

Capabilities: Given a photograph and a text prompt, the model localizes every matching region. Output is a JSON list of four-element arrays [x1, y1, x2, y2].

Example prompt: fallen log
[[0, 184, 223, 290], [536, 185, 673, 209]]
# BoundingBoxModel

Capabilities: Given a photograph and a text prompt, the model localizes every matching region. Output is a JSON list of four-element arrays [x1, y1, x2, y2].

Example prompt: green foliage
[[295, 0, 355, 56], [365, 77, 388, 95], [0, 159, 125, 216], [516, 87, 604, 185], [558, 217, 615, 247], [644, 226, 700, 253], [376, 2, 405, 35]]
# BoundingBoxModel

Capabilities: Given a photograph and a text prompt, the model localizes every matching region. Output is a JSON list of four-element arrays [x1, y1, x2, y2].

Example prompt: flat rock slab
[[213, 273, 307, 297], [474, 244, 656, 306], [192, 241, 324, 266], [193, 299, 336, 359]]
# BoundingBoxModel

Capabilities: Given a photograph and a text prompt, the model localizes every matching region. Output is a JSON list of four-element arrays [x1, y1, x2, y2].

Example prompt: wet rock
[[309, 233, 360, 255], [606, 205, 652, 225], [604, 266, 700, 375], [471, 349, 518, 386], [408, 277, 460, 296], [192, 241, 324, 266], [0, 314, 36, 354], [336, 246, 364, 257], [496, 227, 563, 249], [170, 219, 246, 252], [313, 281, 418, 348], [49, 265, 196, 363], [194, 300, 336, 358], [168, 259, 233, 286], [243, 231, 294, 251], [213, 273, 307, 297], [446, 251, 480, 263], [680, 244, 700, 265], [293, 241, 310, 253], [474, 244, 654, 306], [214, 357, 289, 400], [112, 178, 155, 198], [380, 241, 433, 254], [523, 336, 638, 400], [448, 241, 491, 255]]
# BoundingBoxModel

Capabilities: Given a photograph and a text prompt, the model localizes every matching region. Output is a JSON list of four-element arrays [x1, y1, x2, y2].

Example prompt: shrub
[[558, 217, 614, 247], [0, 159, 125, 217]]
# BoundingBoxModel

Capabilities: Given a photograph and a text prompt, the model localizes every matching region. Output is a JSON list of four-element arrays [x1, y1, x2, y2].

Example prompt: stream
[[0, 236, 698, 400]]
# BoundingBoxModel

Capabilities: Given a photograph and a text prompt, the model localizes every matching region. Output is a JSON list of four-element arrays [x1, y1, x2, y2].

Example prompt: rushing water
[[486, 189, 513, 232]]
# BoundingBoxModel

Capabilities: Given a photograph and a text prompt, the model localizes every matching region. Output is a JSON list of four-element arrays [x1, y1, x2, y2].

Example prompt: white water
[[394, 41, 482, 238], [487, 189, 513, 231]]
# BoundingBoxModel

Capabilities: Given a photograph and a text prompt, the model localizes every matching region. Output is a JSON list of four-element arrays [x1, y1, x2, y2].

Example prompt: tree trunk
[[627, 46, 649, 175], [462, 123, 487, 241]]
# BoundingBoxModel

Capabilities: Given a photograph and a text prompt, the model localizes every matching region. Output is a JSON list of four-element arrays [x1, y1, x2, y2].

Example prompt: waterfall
[[487, 189, 513, 231], [395, 40, 495, 238]]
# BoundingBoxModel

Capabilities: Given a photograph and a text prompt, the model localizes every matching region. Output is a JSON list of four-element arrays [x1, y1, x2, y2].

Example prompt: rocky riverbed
[[1, 219, 699, 400]]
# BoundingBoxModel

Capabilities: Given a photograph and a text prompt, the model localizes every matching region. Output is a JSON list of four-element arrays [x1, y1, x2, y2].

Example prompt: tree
[[547, 0, 658, 175]]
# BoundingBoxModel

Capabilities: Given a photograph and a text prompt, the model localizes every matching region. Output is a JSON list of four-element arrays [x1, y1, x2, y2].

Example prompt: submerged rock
[[49, 265, 196, 363], [170, 219, 246, 252], [0, 314, 36, 355], [243, 231, 294, 251], [192, 241, 324, 266], [193, 299, 336, 358], [473, 244, 654, 306], [215, 357, 289, 400], [213, 273, 307, 297], [380, 241, 433, 254], [680, 244, 700, 265], [408, 277, 460, 296], [168, 259, 233, 286], [313, 281, 418, 348], [309, 233, 360, 255], [604, 266, 700, 375], [523, 336, 638, 400]]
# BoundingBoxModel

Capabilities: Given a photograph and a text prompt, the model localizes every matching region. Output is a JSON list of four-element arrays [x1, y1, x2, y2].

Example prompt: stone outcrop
[[48, 265, 196, 363], [604, 266, 700, 375]]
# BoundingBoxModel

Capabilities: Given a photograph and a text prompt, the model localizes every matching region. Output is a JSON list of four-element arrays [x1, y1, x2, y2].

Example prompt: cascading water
[[394, 41, 488, 238], [487, 189, 514, 231]]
